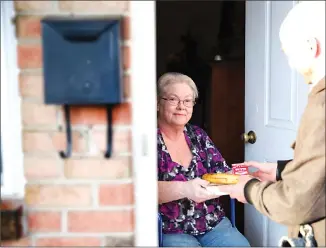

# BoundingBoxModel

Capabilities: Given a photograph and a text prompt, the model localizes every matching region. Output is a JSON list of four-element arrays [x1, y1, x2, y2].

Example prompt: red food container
[[232, 163, 249, 175]]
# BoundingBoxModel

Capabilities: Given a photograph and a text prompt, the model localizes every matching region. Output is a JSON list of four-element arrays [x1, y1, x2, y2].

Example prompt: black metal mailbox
[[41, 17, 123, 159]]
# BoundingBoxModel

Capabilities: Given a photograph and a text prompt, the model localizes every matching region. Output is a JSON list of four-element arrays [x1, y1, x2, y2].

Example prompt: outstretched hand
[[244, 161, 277, 182], [217, 175, 254, 203]]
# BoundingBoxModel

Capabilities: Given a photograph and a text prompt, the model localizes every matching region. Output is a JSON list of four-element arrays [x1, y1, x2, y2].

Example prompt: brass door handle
[[242, 131, 257, 144]]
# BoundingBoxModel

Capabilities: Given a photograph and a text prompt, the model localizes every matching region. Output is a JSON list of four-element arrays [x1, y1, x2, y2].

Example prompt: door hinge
[[11, 16, 18, 25], [142, 134, 148, 156]]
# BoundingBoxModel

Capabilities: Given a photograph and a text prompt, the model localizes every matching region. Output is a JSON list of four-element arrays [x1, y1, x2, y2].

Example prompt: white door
[[244, 1, 309, 246]]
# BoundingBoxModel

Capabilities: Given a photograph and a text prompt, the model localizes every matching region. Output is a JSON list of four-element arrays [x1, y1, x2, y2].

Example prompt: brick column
[[3, 1, 134, 246]]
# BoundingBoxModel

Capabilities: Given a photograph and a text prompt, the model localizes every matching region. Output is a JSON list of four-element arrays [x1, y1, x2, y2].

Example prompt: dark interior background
[[156, 0, 246, 234]]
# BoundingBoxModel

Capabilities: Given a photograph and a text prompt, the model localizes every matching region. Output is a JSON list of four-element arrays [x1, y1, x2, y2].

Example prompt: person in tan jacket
[[218, 1, 325, 246]]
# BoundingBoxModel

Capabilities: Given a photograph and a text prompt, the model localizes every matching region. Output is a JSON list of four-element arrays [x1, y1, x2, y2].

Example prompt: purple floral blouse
[[158, 124, 231, 236]]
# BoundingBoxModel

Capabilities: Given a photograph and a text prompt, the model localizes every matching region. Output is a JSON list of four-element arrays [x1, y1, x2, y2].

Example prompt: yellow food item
[[202, 173, 239, 185]]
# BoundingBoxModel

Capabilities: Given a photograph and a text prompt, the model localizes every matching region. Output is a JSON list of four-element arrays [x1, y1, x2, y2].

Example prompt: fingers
[[194, 188, 219, 203], [257, 173, 270, 181], [196, 178, 210, 187], [250, 170, 263, 178], [250, 171, 271, 181], [193, 187, 216, 203], [216, 185, 233, 194], [198, 187, 214, 197], [243, 161, 263, 169], [249, 171, 258, 178]]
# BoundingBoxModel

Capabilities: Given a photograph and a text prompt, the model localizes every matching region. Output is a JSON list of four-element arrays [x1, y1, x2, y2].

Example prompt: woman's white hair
[[157, 72, 199, 99], [279, 1, 325, 48]]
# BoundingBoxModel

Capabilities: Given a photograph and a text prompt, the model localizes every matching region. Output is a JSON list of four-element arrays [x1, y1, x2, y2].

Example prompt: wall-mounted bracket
[[105, 105, 113, 158], [59, 105, 72, 158], [59, 105, 115, 159]]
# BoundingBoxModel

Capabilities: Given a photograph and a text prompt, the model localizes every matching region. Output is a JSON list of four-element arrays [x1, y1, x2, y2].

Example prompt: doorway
[[156, 1, 246, 234]]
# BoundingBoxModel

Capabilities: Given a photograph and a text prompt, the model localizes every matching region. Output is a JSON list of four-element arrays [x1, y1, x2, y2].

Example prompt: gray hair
[[279, 1, 325, 47], [157, 72, 199, 99]]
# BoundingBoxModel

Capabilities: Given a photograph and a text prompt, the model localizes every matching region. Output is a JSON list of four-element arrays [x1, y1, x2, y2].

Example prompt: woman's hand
[[244, 161, 277, 182], [182, 178, 216, 203]]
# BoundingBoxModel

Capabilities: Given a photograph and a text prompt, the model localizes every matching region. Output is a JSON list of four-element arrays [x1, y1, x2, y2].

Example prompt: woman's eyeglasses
[[161, 97, 196, 108]]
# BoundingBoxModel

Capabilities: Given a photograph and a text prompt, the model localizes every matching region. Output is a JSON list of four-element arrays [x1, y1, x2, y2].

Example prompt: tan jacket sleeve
[[245, 100, 325, 226]]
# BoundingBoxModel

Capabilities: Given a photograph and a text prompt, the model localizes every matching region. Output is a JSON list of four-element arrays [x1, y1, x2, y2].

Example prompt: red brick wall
[[3, 1, 134, 246]]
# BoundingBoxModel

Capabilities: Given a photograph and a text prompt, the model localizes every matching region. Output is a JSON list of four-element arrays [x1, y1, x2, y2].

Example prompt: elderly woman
[[157, 72, 250, 247]]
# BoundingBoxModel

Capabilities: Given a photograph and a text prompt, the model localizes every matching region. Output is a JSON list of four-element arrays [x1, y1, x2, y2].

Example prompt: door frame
[[130, 1, 158, 246], [131, 1, 249, 245], [0, 0, 25, 198]]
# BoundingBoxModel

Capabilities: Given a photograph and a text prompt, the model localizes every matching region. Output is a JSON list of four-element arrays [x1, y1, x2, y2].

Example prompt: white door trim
[[130, 1, 158, 246], [0, 1, 25, 198]]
